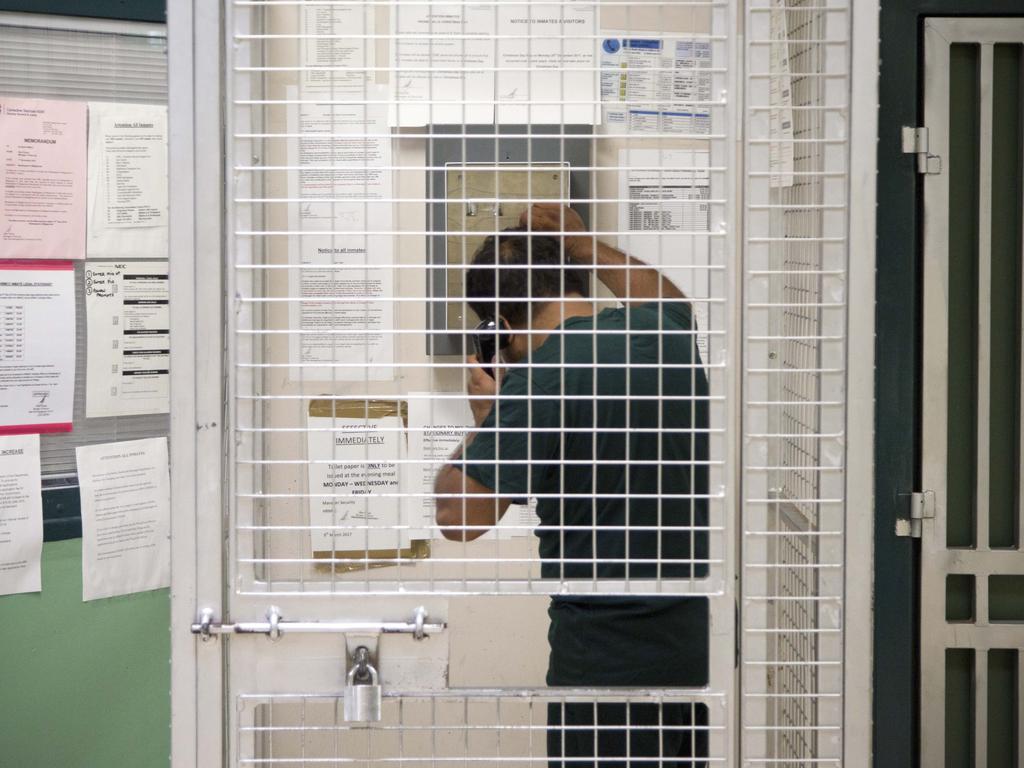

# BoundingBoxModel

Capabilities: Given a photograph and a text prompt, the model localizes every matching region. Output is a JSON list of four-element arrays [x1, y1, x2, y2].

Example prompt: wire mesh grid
[[227, 0, 733, 598], [220, 0, 854, 764], [237, 691, 727, 766], [741, 0, 848, 764]]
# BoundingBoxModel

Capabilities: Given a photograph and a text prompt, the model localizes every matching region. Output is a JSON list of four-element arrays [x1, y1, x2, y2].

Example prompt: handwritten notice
[[85, 261, 169, 417]]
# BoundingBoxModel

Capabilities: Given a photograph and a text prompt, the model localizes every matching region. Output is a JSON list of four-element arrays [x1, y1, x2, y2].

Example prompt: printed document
[[389, 3, 495, 125], [300, 3, 373, 97], [405, 393, 538, 540], [617, 148, 711, 358], [85, 261, 169, 417], [0, 434, 42, 596], [78, 437, 170, 601], [405, 394, 473, 538], [287, 89, 395, 381], [600, 34, 712, 135], [494, 2, 598, 124], [307, 411, 409, 553], [0, 98, 87, 260], [86, 103, 168, 258], [0, 260, 75, 434], [769, 2, 795, 187]]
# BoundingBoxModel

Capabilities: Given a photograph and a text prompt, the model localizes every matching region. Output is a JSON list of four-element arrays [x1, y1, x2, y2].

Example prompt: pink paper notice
[[0, 98, 87, 260]]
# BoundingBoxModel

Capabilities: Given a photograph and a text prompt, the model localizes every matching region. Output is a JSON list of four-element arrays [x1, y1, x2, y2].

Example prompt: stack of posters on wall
[[0, 99, 84, 440], [0, 96, 170, 598]]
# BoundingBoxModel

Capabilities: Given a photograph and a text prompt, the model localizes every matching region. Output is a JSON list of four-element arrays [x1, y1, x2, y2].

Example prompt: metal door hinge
[[190, 605, 444, 641], [895, 490, 936, 538], [902, 127, 942, 175]]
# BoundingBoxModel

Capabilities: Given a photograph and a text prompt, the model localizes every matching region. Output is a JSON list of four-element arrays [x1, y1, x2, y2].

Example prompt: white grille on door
[[238, 691, 727, 766], [227, 0, 733, 599]]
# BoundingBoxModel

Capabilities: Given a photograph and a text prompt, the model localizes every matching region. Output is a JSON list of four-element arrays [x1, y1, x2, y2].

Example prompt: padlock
[[344, 659, 382, 722]]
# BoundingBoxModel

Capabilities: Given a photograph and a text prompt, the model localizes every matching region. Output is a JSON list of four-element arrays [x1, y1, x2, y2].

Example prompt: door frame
[[875, 3, 1024, 768], [168, 1, 225, 766]]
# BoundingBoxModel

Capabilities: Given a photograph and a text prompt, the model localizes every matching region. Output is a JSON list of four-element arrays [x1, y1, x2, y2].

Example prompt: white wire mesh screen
[[228, 0, 733, 599], [742, 1, 849, 764], [237, 691, 727, 766], [226, 2, 736, 766]]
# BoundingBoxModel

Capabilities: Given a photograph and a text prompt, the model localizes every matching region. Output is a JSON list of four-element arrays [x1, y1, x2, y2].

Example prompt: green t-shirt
[[462, 300, 709, 686]]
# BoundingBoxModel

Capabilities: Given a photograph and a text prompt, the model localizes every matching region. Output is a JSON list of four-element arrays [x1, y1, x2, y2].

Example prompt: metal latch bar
[[901, 126, 942, 175], [191, 605, 444, 642]]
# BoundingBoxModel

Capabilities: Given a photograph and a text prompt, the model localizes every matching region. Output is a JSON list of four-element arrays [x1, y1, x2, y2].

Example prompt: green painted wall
[[0, 539, 170, 768]]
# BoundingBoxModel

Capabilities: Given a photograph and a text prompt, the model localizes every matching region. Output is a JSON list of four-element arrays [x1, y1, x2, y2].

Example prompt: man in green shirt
[[435, 204, 709, 767]]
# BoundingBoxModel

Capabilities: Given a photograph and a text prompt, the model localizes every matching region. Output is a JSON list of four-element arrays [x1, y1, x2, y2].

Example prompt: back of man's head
[[465, 226, 590, 327]]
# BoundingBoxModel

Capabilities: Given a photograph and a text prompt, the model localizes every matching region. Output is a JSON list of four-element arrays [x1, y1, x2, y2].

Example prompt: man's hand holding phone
[[466, 353, 499, 427]]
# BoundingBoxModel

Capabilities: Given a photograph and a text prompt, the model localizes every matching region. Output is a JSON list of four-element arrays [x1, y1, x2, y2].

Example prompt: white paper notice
[[498, 498, 540, 541], [307, 413, 409, 553], [86, 103, 168, 259], [300, 3, 373, 96], [405, 394, 537, 540], [85, 261, 169, 418], [390, 3, 495, 126], [405, 394, 473, 539], [287, 89, 395, 381], [0, 434, 42, 596], [0, 260, 75, 435], [78, 437, 170, 601], [0, 98, 87, 260], [617, 149, 711, 358], [600, 35, 712, 135], [495, 2, 598, 124], [769, 3, 795, 188]]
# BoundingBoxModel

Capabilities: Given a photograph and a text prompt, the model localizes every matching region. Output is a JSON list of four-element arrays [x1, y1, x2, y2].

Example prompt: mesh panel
[[742, 0, 848, 764], [227, 1, 731, 598], [238, 691, 724, 766]]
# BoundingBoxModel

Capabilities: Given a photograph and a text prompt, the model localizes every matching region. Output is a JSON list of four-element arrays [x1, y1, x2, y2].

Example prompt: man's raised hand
[[519, 204, 590, 262]]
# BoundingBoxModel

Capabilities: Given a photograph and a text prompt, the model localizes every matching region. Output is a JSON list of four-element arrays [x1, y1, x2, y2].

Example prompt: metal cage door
[[168, 1, 862, 766], [920, 17, 1024, 768]]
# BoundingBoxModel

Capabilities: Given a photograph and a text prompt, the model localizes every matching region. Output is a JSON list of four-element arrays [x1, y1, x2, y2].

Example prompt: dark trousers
[[547, 702, 708, 768]]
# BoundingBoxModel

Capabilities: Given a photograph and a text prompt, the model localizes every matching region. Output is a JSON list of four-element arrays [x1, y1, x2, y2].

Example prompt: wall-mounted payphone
[[426, 125, 593, 355]]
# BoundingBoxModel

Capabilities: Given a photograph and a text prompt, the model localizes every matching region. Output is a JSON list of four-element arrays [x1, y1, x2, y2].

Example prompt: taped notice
[[307, 400, 429, 570]]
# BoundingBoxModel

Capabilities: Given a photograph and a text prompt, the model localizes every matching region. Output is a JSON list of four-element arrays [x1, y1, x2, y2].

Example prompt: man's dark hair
[[465, 226, 590, 327]]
